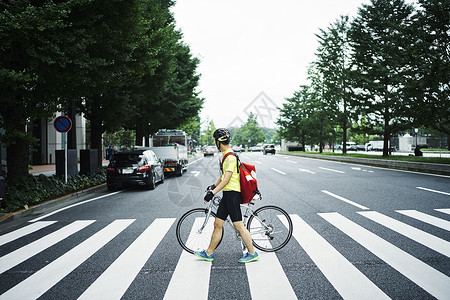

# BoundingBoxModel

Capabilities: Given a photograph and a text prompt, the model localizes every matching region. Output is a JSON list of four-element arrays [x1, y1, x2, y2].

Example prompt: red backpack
[[221, 152, 259, 204]]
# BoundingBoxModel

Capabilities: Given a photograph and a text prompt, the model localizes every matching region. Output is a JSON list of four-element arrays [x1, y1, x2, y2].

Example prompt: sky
[[171, 0, 372, 129]]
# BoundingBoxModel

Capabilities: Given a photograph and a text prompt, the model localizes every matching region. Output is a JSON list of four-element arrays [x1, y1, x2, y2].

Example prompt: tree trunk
[[90, 118, 103, 168], [135, 124, 143, 146], [6, 136, 29, 180], [342, 102, 348, 154]]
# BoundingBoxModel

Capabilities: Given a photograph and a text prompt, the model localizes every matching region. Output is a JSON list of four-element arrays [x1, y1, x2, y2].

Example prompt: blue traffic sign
[[54, 116, 72, 133]]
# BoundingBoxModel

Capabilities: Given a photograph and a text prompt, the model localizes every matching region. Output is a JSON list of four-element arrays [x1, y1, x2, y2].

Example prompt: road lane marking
[[0, 220, 95, 274], [321, 190, 369, 210], [245, 217, 297, 300], [285, 214, 389, 299], [187, 157, 204, 166], [79, 218, 175, 300], [358, 211, 450, 257], [319, 167, 345, 174], [0, 221, 57, 246], [190, 171, 200, 177], [0, 219, 135, 300], [271, 168, 286, 175], [164, 217, 212, 300], [28, 191, 122, 223], [396, 210, 450, 232], [319, 212, 450, 299], [435, 208, 450, 215], [299, 168, 316, 174], [286, 160, 297, 164], [417, 187, 450, 196], [254, 160, 262, 164], [352, 167, 361, 170]]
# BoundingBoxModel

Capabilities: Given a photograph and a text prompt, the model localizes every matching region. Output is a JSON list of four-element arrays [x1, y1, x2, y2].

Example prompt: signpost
[[54, 116, 72, 182]]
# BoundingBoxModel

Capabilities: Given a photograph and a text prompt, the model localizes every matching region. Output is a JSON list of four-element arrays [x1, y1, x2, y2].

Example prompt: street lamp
[[414, 128, 418, 148]]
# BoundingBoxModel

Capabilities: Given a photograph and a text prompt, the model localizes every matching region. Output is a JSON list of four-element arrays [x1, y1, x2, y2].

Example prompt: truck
[[151, 129, 188, 176], [365, 140, 390, 151]]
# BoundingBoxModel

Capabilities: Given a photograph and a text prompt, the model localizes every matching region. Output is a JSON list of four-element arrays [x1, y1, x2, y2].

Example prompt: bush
[[1, 168, 106, 213]]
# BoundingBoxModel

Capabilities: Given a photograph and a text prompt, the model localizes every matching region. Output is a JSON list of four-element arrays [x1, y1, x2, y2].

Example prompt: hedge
[[1, 168, 106, 213]]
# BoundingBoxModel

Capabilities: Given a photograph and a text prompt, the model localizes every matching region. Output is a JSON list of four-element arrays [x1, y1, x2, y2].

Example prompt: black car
[[107, 149, 164, 191], [263, 144, 276, 155]]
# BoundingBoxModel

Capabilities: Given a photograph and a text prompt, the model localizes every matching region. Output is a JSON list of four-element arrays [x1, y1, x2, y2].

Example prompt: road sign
[[54, 116, 72, 133]]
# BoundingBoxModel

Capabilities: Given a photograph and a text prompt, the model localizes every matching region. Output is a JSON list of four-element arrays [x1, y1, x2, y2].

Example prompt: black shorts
[[216, 191, 242, 222]]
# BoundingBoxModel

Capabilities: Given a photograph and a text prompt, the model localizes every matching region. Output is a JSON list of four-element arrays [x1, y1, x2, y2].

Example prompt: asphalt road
[[0, 152, 449, 299]]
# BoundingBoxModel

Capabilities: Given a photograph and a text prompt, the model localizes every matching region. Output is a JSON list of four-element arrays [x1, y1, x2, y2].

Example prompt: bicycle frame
[[198, 194, 271, 244]]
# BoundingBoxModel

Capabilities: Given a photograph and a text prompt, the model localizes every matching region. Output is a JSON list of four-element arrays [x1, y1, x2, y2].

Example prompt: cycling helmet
[[213, 128, 231, 143]]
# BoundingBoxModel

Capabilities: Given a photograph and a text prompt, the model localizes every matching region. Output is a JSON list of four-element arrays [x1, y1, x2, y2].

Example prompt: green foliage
[[2, 168, 106, 213], [232, 113, 265, 146]]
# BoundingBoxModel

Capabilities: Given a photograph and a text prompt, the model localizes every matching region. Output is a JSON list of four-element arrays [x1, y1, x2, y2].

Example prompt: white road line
[[417, 187, 450, 196], [299, 168, 316, 174], [79, 218, 175, 300], [319, 167, 345, 174], [358, 211, 450, 257], [190, 171, 200, 177], [29, 191, 122, 223], [0, 220, 95, 274], [0, 219, 134, 300], [319, 212, 450, 299], [435, 208, 450, 216], [254, 160, 262, 164], [164, 218, 213, 300], [321, 190, 369, 210], [286, 160, 297, 164], [187, 157, 204, 166], [271, 168, 286, 175], [396, 210, 450, 232], [286, 214, 389, 300], [351, 167, 361, 171], [0, 221, 57, 246], [245, 217, 297, 300]]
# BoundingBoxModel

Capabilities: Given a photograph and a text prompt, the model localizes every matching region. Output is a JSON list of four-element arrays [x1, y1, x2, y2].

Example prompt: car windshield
[[113, 154, 145, 165]]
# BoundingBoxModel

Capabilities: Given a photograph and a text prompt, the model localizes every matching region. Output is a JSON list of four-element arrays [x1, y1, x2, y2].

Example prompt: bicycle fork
[[197, 207, 213, 234]]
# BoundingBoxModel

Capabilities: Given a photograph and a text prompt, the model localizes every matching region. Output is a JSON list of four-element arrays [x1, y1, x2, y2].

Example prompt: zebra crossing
[[0, 208, 449, 299]]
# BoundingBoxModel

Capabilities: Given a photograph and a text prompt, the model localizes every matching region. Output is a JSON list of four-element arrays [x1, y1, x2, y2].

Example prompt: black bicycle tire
[[176, 208, 223, 254], [247, 205, 293, 252]]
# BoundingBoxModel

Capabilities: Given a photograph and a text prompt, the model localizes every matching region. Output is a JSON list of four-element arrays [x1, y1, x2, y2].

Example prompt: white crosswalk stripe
[[396, 210, 450, 231], [0, 219, 134, 300], [0, 221, 57, 246], [0, 220, 95, 274], [359, 211, 450, 257], [287, 214, 389, 300], [0, 209, 449, 299], [79, 218, 175, 300], [319, 212, 450, 299]]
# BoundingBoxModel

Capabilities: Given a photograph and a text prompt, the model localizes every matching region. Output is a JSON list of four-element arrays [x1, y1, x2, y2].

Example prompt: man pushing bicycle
[[194, 128, 259, 263]]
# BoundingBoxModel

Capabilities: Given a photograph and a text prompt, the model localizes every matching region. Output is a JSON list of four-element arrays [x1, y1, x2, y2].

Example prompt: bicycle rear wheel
[[176, 208, 223, 254], [247, 205, 292, 252]]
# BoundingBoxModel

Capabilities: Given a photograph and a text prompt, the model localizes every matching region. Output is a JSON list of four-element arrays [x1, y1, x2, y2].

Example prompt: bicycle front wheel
[[176, 208, 223, 254], [247, 205, 293, 252]]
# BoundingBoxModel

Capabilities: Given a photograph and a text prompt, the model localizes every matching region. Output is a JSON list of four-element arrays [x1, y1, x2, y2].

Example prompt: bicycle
[[176, 191, 293, 253]]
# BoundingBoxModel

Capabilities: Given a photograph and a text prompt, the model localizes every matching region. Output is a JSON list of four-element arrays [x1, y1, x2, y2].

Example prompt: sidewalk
[[29, 160, 110, 176]]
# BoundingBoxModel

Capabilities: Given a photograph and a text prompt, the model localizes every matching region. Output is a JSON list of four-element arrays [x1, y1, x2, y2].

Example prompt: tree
[[315, 15, 354, 153], [405, 0, 450, 146], [277, 86, 312, 151], [0, 0, 91, 179], [350, 0, 416, 156], [233, 113, 265, 147]]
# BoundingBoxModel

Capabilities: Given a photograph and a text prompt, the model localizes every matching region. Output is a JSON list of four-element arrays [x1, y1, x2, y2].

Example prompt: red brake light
[[107, 166, 117, 173], [138, 165, 151, 172]]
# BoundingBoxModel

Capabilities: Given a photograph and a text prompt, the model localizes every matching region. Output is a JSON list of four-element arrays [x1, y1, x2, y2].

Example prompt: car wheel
[[107, 184, 115, 191], [160, 173, 165, 184], [148, 173, 156, 190]]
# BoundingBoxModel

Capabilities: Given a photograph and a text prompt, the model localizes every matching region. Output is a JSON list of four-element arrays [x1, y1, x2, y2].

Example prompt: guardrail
[[278, 152, 450, 176]]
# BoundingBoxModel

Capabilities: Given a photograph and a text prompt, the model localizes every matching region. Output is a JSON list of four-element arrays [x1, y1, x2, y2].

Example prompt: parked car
[[203, 146, 216, 157], [107, 149, 164, 191], [232, 146, 244, 153], [263, 144, 276, 155]]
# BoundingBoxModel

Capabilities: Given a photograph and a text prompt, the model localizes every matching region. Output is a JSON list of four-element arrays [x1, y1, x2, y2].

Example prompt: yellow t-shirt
[[221, 149, 241, 192]]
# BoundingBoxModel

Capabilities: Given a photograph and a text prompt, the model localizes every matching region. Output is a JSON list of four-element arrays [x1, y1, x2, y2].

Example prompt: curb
[[278, 153, 450, 176], [0, 183, 106, 225]]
